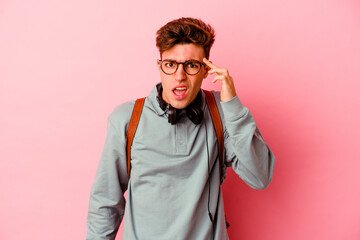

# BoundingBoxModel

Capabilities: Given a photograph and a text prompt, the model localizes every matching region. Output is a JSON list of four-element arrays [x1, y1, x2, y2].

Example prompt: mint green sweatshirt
[[86, 85, 275, 240]]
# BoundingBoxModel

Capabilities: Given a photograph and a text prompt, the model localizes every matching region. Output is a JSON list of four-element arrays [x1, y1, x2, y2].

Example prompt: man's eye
[[165, 62, 176, 68], [186, 62, 199, 68]]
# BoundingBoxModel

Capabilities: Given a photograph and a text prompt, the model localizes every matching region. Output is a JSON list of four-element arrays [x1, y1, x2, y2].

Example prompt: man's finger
[[203, 58, 218, 69], [208, 68, 228, 75], [211, 75, 223, 83]]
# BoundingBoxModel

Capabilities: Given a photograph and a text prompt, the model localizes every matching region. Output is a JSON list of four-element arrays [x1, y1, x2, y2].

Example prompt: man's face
[[158, 43, 208, 109]]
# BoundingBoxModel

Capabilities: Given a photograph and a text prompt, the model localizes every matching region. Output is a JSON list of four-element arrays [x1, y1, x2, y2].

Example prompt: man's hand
[[203, 58, 237, 102]]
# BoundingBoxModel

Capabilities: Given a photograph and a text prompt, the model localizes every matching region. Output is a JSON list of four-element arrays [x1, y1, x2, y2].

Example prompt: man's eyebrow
[[162, 58, 199, 62]]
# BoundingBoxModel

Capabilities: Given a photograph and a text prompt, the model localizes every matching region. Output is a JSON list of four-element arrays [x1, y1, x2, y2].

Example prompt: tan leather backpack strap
[[126, 97, 146, 177], [203, 90, 224, 180]]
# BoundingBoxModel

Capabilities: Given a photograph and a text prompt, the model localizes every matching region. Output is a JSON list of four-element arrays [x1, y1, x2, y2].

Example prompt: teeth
[[175, 87, 186, 90]]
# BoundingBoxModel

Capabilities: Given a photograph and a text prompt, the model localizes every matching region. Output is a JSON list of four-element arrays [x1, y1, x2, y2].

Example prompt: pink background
[[1, 0, 359, 239]]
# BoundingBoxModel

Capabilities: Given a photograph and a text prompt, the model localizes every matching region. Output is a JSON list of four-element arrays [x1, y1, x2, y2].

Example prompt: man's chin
[[169, 100, 189, 110]]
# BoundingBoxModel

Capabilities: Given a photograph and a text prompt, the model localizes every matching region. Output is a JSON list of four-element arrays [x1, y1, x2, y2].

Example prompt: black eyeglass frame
[[158, 59, 206, 75]]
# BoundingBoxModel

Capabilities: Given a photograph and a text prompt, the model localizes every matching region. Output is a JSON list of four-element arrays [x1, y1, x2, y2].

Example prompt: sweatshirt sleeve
[[219, 94, 275, 190], [86, 103, 133, 240]]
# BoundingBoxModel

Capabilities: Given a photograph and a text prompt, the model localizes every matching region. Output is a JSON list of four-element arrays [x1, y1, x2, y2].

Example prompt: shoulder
[[108, 100, 136, 129], [202, 89, 225, 124], [212, 91, 222, 106], [203, 89, 223, 112], [202, 89, 221, 104]]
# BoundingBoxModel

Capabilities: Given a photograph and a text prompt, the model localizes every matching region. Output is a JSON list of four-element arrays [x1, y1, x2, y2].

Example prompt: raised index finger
[[203, 58, 218, 69]]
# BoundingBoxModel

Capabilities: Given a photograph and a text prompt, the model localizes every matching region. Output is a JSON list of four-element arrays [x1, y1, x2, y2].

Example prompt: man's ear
[[157, 59, 161, 71]]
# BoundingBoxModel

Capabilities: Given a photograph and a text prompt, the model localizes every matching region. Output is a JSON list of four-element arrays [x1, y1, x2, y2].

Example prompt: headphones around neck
[[156, 84, 203, 125]]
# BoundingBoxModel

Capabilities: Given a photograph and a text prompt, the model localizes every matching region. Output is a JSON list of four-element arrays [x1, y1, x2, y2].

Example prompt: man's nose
[[175, 64, 186, 81]]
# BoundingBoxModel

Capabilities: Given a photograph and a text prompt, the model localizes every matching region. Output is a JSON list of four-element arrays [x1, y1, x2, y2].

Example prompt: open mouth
[[173, 87, 187, 95], [172, 86, 188, 99]]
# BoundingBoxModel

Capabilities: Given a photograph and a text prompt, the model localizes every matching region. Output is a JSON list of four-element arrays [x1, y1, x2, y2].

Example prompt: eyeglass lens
[[161, 60, 202, 75]]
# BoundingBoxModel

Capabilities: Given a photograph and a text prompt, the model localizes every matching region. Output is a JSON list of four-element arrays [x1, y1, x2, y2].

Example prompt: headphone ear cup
[[168, 105, 178, 125], [186, 105, 203, 125], [186, 91, 203, 125], [157, 84, 167, 111]]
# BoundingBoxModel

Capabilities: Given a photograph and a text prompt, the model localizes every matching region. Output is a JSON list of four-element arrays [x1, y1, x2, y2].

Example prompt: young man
[[86, 17, 275, 240]]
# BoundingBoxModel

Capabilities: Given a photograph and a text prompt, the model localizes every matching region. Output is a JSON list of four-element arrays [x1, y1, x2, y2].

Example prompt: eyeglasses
[[158, 59, 205, 75]]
